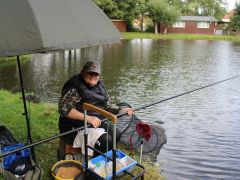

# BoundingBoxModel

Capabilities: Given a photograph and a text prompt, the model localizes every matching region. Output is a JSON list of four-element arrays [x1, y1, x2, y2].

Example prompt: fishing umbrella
[[0, 0, 120, 157]]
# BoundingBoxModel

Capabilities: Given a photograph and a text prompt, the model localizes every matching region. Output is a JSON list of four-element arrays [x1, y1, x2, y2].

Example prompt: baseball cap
[[82, 61, 101, 74]]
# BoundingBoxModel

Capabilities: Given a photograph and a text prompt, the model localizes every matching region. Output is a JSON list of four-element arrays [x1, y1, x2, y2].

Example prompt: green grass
[[0, 90, 164, 180], [122, 32, 239, 41], [0, 89, 59, 179], [0, 55, 32, 62]]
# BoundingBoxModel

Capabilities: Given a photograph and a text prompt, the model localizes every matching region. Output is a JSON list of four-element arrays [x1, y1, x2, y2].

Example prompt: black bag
[[3, 158, 42, 180], [0, 126, 18, 147], [0, 126, 43, 180], [8, 157, 33, 176]]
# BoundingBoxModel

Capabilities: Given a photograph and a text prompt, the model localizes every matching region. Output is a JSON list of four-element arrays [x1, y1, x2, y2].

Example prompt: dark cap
[[82, 61, 101, 74]]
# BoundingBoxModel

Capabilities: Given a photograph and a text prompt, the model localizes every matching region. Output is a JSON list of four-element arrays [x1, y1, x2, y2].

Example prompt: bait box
[[83, 149, 137, 179]]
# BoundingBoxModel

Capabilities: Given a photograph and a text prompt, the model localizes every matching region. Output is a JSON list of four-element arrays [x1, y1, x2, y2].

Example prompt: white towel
[[73, 128, 106, 156]]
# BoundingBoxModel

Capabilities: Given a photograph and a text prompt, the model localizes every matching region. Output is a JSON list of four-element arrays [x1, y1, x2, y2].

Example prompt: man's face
[[83, 71, 100, 86]]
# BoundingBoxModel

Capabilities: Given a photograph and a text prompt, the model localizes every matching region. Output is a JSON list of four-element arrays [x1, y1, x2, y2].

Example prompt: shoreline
[[121, 32, 240, 41]]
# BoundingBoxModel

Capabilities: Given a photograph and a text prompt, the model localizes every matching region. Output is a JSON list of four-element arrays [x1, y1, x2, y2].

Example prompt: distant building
[[218, 9, 237, 35], [160, 16, 218, 35], [222, 9, 236, 23], [112, 20, 126, 32]]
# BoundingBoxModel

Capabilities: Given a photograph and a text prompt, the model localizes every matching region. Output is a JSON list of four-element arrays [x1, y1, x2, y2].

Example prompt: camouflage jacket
[[58, 87, 120, 118]]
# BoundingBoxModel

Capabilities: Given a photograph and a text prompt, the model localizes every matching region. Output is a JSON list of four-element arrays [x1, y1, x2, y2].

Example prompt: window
[[197, 22, 210, 28], [172, 21, 185, 28]]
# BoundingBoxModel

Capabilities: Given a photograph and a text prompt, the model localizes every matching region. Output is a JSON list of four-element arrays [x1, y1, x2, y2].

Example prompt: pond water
[[1, 39, 240, 179]]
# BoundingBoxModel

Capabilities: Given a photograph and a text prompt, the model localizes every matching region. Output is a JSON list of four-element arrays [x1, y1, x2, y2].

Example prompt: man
[[58, 61, 133, 156]]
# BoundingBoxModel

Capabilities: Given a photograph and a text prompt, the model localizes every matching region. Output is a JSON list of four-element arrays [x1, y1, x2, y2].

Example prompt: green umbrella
[[0, 0, 120, 158]]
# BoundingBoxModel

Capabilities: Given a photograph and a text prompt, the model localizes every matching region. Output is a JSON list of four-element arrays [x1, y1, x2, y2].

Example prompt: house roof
[[222, 9, 236, 22], [179, 16, 218, 22]]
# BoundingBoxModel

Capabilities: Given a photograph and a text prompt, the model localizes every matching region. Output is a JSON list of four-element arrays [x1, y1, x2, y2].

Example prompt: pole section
[[17, 56, 35, 160], [84, 110, 88, 170]]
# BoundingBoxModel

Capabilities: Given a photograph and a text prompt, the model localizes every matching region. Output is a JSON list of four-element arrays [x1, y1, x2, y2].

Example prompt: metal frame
[[82, 103, 145, 180]]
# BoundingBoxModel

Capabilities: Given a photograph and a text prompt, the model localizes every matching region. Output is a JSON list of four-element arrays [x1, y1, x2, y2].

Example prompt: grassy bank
[[0, 55, 32, 62], [0, 90, 164, 179], [122, 32, 239, 41]]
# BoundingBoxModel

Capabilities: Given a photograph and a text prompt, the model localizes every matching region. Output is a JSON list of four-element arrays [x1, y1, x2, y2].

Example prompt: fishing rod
[[134, 74, 240, 112], [1, 74, 240, 158]]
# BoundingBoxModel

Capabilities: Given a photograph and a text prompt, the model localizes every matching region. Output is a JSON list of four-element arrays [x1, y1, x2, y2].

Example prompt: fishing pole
[[134, 74, 240, 112], [1, 74, 239, 158], [115, 74, 240, 119]]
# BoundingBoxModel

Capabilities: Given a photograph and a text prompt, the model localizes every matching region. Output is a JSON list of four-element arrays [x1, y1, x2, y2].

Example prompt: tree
[[229, 2, 240, 36], [93, 0, 124, 19], [178, 0, 227, 19], [134, 0, 150, 31], [94, 0, 144, 20], [147, 0, 180, 34], [94, 0, 147, 31]]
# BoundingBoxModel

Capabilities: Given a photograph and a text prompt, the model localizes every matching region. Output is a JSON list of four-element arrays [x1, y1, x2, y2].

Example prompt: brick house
[[222, 9, 237, 22], [219, 9, 237, 35], [160, 16, 218, 35], [112, 20, 126, 32]]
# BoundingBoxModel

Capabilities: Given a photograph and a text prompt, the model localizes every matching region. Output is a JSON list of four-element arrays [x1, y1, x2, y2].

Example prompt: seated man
[[58, 61, 133, 157]]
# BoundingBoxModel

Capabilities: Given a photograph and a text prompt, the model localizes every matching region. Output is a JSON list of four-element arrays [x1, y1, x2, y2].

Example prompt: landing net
[[116, 104, 167, 161]]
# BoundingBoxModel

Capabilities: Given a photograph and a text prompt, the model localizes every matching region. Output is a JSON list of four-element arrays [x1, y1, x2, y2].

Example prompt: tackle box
[[83, 149, 137, 180]]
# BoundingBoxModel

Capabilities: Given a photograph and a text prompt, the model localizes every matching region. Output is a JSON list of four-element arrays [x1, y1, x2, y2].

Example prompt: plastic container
[[118, 156, 136, 167], [93, 160, 124, 178], [84, 149, 137, 180]]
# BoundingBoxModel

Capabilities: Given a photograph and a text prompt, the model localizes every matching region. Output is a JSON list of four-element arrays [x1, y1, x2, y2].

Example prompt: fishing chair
[[57, 102, 131, 161], [58, 138, 82, 160]]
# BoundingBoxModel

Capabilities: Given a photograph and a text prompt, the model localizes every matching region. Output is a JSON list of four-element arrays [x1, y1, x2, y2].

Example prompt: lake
[[0, 39, 240, 179]]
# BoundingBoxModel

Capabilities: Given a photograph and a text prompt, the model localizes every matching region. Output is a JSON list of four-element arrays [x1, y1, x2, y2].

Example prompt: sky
[[227, 0, 239, 10]]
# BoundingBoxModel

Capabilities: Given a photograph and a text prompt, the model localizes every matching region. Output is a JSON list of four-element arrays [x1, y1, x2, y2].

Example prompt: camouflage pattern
[[58, 88, 119, 117], [58, 88, 80, 117]]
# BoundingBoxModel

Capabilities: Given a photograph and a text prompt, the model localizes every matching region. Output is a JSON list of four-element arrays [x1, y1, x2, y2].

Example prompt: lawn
[[122, 32, 239, 41]]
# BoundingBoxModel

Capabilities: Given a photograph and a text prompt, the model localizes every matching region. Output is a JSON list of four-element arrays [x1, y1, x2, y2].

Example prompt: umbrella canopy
[[0, 0, 120, 57], [0, 0, 121, 160]]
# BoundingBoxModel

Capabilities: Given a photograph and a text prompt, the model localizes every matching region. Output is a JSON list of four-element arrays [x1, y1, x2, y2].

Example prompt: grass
[[0, 55, 32, 62], [122, 32, 239, 41], [0, 90, 164, 180], [0, 90, 59, 179]]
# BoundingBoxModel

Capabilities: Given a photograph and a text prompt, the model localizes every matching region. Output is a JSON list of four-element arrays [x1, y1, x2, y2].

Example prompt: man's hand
[[67, 109, 101, 128], [87, 116, 101, 128], [119, 107, 134, 116]]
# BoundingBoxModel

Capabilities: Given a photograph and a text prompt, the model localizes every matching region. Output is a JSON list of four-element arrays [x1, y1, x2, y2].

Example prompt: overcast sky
[[227, 0, 239, 10]]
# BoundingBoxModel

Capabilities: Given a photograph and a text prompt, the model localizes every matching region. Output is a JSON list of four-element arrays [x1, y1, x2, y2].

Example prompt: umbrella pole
[[17, 56, 35, 160]]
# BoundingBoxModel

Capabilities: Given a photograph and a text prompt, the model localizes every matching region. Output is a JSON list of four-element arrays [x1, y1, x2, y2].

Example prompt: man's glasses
[[87, 72, 100, 77]]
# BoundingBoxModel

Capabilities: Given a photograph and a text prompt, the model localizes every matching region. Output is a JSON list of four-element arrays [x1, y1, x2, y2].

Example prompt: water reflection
[[1, 39, 240, 179]]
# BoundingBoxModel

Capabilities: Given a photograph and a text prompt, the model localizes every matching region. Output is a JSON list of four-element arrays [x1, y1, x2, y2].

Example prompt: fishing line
[[114, 74, 240, 121], [135, 74, 240, 111]]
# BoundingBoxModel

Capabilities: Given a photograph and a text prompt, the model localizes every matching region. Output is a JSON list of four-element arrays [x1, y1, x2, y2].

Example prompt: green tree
[[178, 0, 226, 19], [147, 0, 180, 34], [135, 0, 150, 31], [168, 0, 184, 8], [94, 0, 146, 31], [93, 0, 124, 19], [94, 0, 144, 20], [229, 2, 240, 36]]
